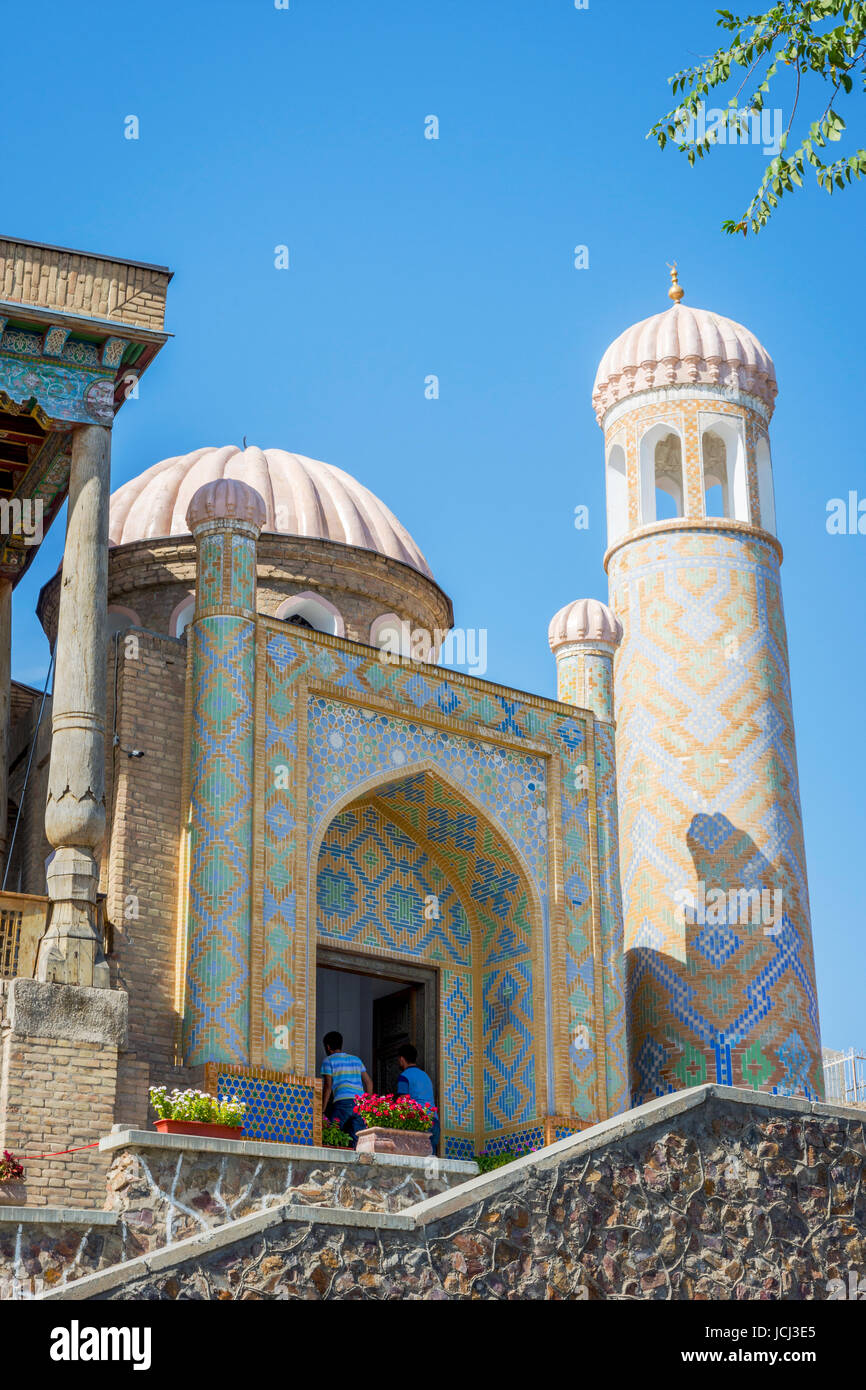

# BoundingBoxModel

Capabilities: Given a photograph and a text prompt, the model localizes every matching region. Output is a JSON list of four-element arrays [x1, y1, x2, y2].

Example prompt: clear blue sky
[[4, 0, 863, 1048]]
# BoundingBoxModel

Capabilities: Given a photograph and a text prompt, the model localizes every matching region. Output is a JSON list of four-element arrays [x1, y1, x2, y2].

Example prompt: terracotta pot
[[355, 1126, 432, 1157], [153, 1119, 244, 1141]]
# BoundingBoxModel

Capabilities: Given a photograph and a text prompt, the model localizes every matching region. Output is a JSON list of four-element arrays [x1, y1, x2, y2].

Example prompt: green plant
[[475, 1149, 522, 1173], [648, 1, 866, 234], [0, 1150, 24, 1184], [322, 1120, 352, 1148], [149, 1086, 245, 1128], [353, 1094, 435, 1132]]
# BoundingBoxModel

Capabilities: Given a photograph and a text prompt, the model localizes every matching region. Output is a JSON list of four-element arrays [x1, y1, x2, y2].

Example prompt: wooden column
[[0, 578, 10, 867], [37, 424, 111, 988]]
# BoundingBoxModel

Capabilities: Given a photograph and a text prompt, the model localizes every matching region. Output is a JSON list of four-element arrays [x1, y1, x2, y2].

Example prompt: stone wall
[[0, 1134, 476, 1297], [40, 1087, 866, 1301], [0, 1209, 121, 1300], [102, 1131, 477, 1250]]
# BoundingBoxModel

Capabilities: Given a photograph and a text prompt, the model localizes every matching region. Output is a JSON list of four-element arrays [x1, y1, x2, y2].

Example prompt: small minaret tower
[[594, 269, 822, 1104]]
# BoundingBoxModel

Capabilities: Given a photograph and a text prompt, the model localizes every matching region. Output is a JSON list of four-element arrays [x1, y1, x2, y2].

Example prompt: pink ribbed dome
[[592, 303, 777, 423], [186, 478, 268, 532], [108, 445, 433, 578], [548, 598, 622, 650]]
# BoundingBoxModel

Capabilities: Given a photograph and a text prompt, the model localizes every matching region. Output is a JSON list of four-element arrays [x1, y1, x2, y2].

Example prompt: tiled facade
[[178, 537, 630, 1149], [603, 391, 822, 1105]]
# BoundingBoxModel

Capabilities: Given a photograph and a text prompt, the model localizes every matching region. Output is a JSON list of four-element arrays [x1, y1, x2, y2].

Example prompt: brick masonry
[[0, 983, 120, 1208], [0, 238, 170, 332]]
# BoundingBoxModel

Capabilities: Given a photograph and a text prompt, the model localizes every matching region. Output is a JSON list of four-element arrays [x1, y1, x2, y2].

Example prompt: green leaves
[[648, 0, 866, 234]]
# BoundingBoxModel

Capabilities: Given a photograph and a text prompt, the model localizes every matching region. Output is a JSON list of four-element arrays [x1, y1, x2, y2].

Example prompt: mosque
[[0, 239, 823, 1190]]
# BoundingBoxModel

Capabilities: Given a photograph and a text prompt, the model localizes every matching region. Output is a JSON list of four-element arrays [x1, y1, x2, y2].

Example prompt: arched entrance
[[309, 766, 547, 1157]]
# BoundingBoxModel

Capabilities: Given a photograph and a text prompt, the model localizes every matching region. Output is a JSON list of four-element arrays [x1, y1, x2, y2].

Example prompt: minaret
[[594, 269, 822, 1104]]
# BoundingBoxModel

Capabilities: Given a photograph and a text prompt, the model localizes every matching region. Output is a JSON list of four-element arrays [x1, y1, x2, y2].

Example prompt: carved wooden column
[[0, 578, 10, 866], [37, 424, 111, 988]]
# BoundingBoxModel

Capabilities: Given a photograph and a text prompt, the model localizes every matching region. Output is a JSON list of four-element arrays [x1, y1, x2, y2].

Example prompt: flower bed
[[149, 1086, 246, 1139], [353, 1094, 437, 1157], [354, 1094, 436, 1132]]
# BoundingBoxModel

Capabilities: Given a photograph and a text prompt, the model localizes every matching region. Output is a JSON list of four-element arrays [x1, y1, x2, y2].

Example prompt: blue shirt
[[321, 1051, 367, 1102], [396, 1065, 435, 1108]]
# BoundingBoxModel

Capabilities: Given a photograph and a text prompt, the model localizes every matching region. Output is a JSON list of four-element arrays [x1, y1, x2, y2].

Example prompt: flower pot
[[153, 1119, 244, 1141], [0, 1182, 26, 1205], [355, 1126, 432, 1157]]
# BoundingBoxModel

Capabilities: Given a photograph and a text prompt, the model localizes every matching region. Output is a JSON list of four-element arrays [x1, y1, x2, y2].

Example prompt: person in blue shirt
[[396, 1044, 439, 1154], [321, 1031, 373, 1146]]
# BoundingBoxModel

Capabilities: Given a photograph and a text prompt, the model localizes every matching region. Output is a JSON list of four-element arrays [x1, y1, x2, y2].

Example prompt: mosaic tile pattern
[[609, 527, 823, 1104], [317, 804, 472, 964], [213, 1067, 317, 1144], [184, 616, 256, 1064], [481, 1126, 545, 1157], [307, 696, 548, 889], [482, 961, 535, 1128], [255, 622, 629, 1133]]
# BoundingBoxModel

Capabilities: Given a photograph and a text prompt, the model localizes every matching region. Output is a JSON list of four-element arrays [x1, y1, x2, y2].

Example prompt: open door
[[373, 985, 421, 1096]]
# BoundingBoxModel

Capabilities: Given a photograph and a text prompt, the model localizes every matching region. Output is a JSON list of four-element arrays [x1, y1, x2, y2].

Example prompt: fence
[[823, 1049, 866, 1109]]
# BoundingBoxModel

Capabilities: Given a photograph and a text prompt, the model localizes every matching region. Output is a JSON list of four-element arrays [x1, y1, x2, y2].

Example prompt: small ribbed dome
[[548, 598, 622, 650], [592, 303, 777, 423], [186, 478, 268, 532], [109, 445, 433, 578]]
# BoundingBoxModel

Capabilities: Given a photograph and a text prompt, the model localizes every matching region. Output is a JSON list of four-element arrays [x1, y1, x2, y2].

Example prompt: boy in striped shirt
[[321, 1031, 373, 1146]]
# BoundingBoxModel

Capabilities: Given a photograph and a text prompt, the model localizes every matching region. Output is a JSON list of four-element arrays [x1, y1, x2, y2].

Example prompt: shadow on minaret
[[625, 810, 820, 1106]]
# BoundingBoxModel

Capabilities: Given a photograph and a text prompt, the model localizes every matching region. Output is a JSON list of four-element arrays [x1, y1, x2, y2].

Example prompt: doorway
[[315, 947, 438, 1099]]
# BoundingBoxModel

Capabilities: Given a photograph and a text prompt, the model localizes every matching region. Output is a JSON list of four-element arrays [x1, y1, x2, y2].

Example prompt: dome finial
[[667, 262, 684, 305]]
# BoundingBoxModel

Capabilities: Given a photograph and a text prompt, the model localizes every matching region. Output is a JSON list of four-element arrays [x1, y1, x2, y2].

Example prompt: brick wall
[[0, 995, 118, 1207], [0, 239, 169, 331], [38, 534, 453, 649], [104, 632, 186, 1125]]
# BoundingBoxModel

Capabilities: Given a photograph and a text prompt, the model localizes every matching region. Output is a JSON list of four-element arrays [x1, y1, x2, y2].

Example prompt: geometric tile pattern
[[315, 787, 535, 1137], [307, 697, 549, 890], [609, 519, 823, 1104], [317, 804, 472, 964], [207, 1064, 320, 1145], [259, 622, 629, 1134], [482, 961, 535, 1128], [184, 611, 256, 1065]]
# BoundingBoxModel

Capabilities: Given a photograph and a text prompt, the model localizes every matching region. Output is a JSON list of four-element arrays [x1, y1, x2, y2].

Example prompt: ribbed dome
[[592, 303, 777, 423], [548, 598, 622, 650], [108, 445, 433, 578]]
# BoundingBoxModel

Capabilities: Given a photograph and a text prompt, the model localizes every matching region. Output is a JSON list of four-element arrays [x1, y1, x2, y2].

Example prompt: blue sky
[[4, 0, 863, 1047]]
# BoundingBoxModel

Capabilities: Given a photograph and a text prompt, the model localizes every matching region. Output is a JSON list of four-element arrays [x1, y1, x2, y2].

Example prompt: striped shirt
[[321, 1052, 367, 1102]]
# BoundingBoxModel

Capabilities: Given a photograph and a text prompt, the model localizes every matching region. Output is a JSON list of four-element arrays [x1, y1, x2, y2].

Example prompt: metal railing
[[823, 1049, 866, 1109], [0, 891, 50, 979]]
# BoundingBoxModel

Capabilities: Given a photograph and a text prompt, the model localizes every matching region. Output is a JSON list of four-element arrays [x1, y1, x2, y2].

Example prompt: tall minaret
[[594, 269, 822, 1105]]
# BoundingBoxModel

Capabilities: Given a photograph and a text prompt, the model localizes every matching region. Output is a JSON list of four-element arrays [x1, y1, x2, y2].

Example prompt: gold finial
[[667, 262, 685, 305]]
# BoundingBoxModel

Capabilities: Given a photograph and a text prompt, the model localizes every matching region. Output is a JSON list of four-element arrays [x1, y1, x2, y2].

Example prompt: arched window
[[755, 437, 776, 535], [170, 596, 196, 639], [639, 424, 684, 525], [107, 605, 140, 636], [606, 443, 628, 545], [370, 612, 412, 659], [274, 592, 344, 636], [701, 419, 749, 522]]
